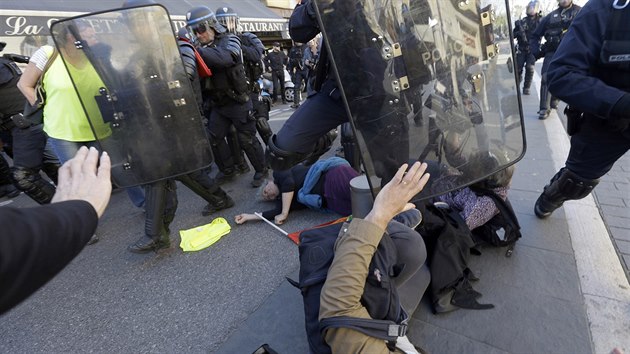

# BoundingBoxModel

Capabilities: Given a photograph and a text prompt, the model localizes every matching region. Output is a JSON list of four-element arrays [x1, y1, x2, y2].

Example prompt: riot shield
[[314, 0, 525, 200], [50, 5, 212, 187]]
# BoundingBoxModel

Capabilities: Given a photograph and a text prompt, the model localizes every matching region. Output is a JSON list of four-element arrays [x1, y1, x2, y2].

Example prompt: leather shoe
[[128, 234, 170, 253]]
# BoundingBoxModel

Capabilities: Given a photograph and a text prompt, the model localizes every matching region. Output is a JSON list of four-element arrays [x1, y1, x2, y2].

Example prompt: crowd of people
[[1, 0, 628, 352]]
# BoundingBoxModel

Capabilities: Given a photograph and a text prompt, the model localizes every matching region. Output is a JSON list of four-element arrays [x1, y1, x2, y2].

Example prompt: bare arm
[[234, 213, 259, 224], [17, 62, 43, 105], [275, 191, 294, 225]]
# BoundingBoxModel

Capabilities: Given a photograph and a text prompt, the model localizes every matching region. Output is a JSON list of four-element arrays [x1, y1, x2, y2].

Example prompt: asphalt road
[[0, 103, 339, 352]]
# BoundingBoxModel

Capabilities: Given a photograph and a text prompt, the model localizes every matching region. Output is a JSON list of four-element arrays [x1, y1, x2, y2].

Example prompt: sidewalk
[[217, 73, 630, 354]]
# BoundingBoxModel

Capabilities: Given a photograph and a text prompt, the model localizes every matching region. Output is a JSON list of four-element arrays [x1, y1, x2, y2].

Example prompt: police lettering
[[421, 39, 464, 65]]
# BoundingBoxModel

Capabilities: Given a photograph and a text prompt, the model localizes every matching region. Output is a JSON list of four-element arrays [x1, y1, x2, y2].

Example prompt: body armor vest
[[238, 33, 264, 93], [0, 58, 26, 119], [596, 3, 630, 93], [544, 5, 580, 53], [515, 16, 540, 50], [203, 35, 250, 106]]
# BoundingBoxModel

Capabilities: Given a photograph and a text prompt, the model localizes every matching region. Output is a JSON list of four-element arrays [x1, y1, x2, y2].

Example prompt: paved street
[[1, 70, 629, 353]]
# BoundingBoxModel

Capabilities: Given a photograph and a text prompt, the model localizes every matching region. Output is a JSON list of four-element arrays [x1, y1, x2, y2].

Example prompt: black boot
[[128, 233, 170, 253], [534, 168, 599, 218], [251, 168, 268, 188], [202, 191, 235, 216]]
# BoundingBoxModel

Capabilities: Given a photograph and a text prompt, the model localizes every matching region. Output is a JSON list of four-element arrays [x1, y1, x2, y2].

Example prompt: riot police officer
[[265, 0, 343, 172], [264, 42, 288, 105], [530, 0, 581, 120], [214, 6, 271, 187], [287, 41, 308, 108], [187, 6, 268, 188], [0, 42, 59, 203], [513, 1, 542, 95], [534, 0, 629, 218]]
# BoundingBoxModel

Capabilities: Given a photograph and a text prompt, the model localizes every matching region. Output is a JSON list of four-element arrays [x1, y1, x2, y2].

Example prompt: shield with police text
[[50, 5, 211, 187], [314, 0, 525, 200]]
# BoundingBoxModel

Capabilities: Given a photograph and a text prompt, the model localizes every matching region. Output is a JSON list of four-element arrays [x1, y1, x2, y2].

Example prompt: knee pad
[[255, 118, 273, 145], [544, 168, 599, 203], [266, 134, 310, 171], [11, 166, 55, 204]]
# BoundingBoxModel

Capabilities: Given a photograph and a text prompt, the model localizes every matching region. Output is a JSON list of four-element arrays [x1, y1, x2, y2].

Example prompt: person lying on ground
[[0, 146, 111, 315], [234, 156, 358, 225]]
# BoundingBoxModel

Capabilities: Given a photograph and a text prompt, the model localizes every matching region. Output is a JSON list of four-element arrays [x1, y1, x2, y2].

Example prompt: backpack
[[469, 186, 522, 257], [416, 202, 494, 313], [289, 221, 408, 354]]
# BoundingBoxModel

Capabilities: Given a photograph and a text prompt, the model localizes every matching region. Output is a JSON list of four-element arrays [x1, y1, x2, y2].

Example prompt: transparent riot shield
[[314, 0, 525, 200], [50, 5, 211, 187]]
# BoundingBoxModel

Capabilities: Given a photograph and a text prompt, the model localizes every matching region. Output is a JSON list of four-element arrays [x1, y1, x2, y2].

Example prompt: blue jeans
[[47, 137, 145, 207]]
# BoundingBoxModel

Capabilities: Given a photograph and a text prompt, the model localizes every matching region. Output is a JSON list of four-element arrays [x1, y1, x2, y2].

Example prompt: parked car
[[262, 69, 305, 103]]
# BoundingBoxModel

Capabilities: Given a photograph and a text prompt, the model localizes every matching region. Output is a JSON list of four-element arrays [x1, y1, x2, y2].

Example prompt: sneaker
[[202, 196, 235, 216], [290, 104, 299, 109], [215, 170, 236, 185], [251, 169, 269, 188]]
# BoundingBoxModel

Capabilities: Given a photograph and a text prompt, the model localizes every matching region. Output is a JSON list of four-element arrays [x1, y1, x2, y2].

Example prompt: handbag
[[19, 48, 58, 127]]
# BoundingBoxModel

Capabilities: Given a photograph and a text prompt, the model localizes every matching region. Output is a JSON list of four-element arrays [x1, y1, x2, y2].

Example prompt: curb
[[533, 73, 630, 353]]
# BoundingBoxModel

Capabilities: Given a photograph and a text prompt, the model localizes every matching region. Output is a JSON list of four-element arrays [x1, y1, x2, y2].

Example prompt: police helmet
[[215, 6, 240, 34], [186, 6, 226, 36], [526, 1, 540, 16]]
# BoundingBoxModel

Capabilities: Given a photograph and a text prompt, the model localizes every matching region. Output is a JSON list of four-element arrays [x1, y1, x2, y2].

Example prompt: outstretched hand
[[51, 146, 112, 217], [365, 161, 430, 230]]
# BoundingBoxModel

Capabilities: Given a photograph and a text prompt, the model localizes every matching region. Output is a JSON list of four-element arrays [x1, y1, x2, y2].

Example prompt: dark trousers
[[11, 124, 59, 177], [565, 116, 630, 180], [292, 70, 308, 105], [516, 51, 535, 90], [275, 79, 347, 155], [208, 106, 265, 173], [271, 69, 285, 103], [539, 52, 558, 111]]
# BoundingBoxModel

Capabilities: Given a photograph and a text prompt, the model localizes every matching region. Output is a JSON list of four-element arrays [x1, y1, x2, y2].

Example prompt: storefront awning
[[0, 0, 289, 55]]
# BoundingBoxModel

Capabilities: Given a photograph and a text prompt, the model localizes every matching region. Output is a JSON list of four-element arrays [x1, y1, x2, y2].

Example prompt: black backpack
[[469, 186, 522, 257], [289, 221, 408, 354]]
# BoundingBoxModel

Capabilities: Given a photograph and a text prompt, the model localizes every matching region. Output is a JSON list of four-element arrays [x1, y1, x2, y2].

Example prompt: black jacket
[[0, 200, 98, 315]]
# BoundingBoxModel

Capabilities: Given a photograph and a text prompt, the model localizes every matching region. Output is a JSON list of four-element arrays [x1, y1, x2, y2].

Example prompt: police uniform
[[0, 55, 59, 203], [198, 32, 267, 186], [513, 13, 541, 95], [534, 0, 630, 218], [287, 43, 308, 107], [530, 2, 581, 119], [267, 0, 346, 171]]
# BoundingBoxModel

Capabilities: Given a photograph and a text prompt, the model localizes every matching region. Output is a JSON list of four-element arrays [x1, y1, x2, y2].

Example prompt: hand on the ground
[[274, 213, 288, 225], [235, 213, 257, 224], [51, 146, 112, 217], [365, 161, 430, 230]]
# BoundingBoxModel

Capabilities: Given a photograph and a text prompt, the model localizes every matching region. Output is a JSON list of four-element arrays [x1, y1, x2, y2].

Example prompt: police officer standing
[[534, 0, 630, 218], [287, 41, 308, 108], [187, 6, 268, 188], [264, 42, 288, 105], [0, 42, 59, 203], [530, 0, 581, 120], [215, 6, 271, 187], [513, 1, 542, 96]]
